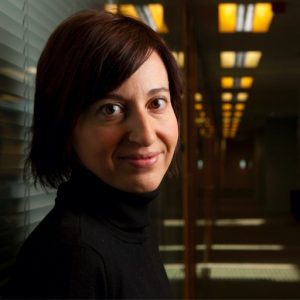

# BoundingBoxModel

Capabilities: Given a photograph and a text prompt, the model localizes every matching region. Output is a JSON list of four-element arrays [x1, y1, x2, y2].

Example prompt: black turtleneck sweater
[[4, 167, 171, 299]]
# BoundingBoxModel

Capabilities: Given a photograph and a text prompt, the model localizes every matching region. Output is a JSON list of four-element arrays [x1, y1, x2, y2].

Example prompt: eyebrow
[[105, 87, 170, 101]]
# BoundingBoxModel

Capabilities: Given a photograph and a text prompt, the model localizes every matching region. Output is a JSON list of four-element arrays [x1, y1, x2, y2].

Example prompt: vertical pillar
[[181, 0, 197, 298]]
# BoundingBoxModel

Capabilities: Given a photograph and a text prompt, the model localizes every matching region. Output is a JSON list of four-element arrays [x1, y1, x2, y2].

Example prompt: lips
[[118, 152, 161, 168]]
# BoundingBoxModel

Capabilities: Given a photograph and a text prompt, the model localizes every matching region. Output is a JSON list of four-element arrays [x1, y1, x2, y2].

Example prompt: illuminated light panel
[[194, 92, 203, 102], [148, 4, 169, 33], [119, 4, 139, 19], [218, 3, 274, 33], [194, 103, 203, 110], [235, 103, 245, 111], [245, 51, 262, 67], [104, 4, 118, 13], [163, 218, 267, 227], [237, 92, 249, 101], [234, 111, 243, 117], [218, 3, 237, 32], [195, 117, 205, 125], [221, 51, 262, 68], [223, 119, 231, 125], [253, 3, 274, 32], [220, 51, 235, 68], [240, 76, 254, 88], [222, 111, 232, 117], [172, 51, 184, 68], [221, 77, 234, 88], [106, 4, 168, 34], [222, 103, 232, 111], [222, 92, 232, 101]]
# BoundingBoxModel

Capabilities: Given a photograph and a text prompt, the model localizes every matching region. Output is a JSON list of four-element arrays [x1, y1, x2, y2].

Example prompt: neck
[[56, 165, 160, 230]]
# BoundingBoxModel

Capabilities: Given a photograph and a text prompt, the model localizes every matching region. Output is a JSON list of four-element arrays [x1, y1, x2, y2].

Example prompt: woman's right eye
[[98, 103, 124, 118]]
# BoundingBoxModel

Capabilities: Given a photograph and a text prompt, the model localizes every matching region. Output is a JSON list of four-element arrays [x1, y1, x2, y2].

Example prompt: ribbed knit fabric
[[3, 166, 172, 299]]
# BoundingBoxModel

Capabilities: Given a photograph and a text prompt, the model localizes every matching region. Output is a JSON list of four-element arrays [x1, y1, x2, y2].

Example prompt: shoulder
[[7, 236, 109, 298]]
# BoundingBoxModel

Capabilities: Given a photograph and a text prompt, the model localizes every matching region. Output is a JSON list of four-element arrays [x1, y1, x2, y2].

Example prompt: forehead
[[113, 51, 169, 93]]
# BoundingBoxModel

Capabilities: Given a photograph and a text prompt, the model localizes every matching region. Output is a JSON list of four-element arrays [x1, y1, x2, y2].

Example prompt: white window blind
[[0, 0, 102, 288]]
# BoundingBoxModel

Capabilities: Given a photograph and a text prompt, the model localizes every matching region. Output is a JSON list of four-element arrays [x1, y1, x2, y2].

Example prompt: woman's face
[[72, 51, 178, 193]]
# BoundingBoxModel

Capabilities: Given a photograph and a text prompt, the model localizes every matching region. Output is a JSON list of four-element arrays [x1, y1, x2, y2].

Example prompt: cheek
[[74, 126, 118, 159], [162, 117, 179, 153]]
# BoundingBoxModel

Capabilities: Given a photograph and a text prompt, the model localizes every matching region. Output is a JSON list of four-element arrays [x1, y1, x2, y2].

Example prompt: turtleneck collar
[[55, 165, 160, 234]]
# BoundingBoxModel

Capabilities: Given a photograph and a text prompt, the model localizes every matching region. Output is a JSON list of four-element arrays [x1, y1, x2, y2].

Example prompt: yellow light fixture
[[220, 51, 236, 68], [237, 92, 249, 101], [240, 76, 254, 88], [235, 103, 245, 111], [222, 92, 233, 101], [234, 111, 243, 117], [199, 111, 206, 117], [223, 111, 232, 118], [104, 4, 118, 13], [194, 92, 203, 102], [222, 103, 232, 111], [218, 3, 274, 33], [253, 3, 274, 32], [195, 103, 203, 110], [232, 117, 241, 123], [219, 3, 237, 32], [119, 4, 139, 19], [148, 4, 169, 33], [223, 117, 231, 124], [221, 77, 234, 88], [245, 51, 262, 67], [172, 51, 185, 68], [221, 51, 262, 68]]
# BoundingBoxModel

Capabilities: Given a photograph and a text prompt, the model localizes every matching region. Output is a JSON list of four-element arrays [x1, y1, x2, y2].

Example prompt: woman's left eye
[[148, 98, 167, 111]]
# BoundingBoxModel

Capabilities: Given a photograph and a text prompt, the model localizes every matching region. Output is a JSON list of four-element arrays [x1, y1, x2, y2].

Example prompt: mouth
[[118, 152, 161, 168]]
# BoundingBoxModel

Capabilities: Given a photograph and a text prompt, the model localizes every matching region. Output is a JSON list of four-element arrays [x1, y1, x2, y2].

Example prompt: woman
[[4, 9, 182, 299]]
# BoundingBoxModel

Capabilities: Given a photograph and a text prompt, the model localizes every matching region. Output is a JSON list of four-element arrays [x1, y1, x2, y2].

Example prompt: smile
[[118, 152, 161, 168]]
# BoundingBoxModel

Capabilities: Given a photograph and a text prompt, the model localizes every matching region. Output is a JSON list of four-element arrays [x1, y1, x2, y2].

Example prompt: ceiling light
[[218, 3, 273, 33], [235, 103, 245, 111], [220, 51, 235, 68], [221, 77, 234, 88], [110, 4, 168, 34], [194, 92, 203, 102], [119, 5, 139, 19], [244, 51, 262, 67], [172, 51, 185, 68], [237, 92, 249, 101], [221, 51, 262, 68], [234, 111, 243, 117], [253, 3, 274, 32], [222, 103, 232, 111], [232, 117, 241, 123], [195, 103, 203, 110], [104, 4, 118, 13], [240, 76, 254, 88], [222, 92, 233, 101], [219, 3, 237, 32], [147, 4, 168, 33], [244, 4, 255, 32], [223, 111, 232, 117]]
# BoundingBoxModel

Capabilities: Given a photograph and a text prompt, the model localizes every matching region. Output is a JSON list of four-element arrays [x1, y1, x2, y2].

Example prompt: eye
[[98, 103, 124, 119], [148, 98, 167, 111]]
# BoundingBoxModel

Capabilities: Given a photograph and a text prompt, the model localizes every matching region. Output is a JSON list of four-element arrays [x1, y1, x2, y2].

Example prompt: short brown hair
[[26, 9, 182, 189]]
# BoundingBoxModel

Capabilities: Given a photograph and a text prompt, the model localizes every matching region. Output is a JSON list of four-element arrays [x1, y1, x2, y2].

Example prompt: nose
[[127, 109, 156, 147]]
